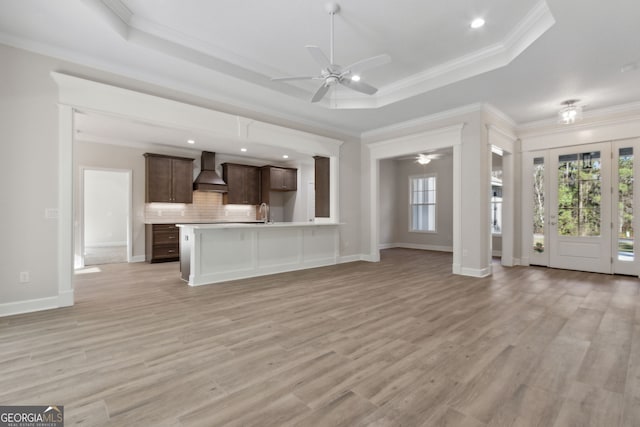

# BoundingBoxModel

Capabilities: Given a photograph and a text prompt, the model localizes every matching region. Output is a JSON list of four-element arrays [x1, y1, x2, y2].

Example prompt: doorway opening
[[79, 168, 132, 267]]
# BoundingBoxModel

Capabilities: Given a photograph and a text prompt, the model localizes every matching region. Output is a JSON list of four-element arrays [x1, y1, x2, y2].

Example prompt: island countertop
[[176, 221, 340, 229]]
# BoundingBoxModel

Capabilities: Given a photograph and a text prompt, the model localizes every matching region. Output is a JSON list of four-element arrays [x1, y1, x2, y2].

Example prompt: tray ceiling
[[0, 0, 639, 137]]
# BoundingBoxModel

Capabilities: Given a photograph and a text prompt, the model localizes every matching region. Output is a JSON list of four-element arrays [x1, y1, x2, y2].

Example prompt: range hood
[[193, 151, 228, 192]]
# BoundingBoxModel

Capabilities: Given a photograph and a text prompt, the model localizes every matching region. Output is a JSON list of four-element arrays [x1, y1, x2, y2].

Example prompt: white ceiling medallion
[[84, 0, 555, 110]]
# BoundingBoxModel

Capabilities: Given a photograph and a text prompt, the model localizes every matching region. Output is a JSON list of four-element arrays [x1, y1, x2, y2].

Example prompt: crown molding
[[0, 31, 359, 140], [487, 124, 518, 143], [517, 101, 640, 138], [82, 0, 555, 110], [362, 103, 487, 143], [335, 0, 555, 109], [483, 103, 518, 128]]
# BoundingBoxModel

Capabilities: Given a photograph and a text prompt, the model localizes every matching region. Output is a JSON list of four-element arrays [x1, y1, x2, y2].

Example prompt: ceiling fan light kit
[[271, 2, 391, 103], [558, 99, 582, 124]]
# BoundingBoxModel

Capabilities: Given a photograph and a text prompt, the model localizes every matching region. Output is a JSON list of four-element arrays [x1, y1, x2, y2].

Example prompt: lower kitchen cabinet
[[146, 224, 180, 262]]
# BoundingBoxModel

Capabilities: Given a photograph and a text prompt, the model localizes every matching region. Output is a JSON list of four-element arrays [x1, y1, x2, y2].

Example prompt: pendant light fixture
[[558, 99, 582, 124]]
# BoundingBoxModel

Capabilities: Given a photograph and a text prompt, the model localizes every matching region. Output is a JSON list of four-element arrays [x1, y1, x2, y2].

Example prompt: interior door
[[549, 143, 612, 273]]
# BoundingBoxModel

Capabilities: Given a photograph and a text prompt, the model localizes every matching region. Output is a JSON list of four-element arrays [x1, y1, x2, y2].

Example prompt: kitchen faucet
[[259, 202, 270, 224]]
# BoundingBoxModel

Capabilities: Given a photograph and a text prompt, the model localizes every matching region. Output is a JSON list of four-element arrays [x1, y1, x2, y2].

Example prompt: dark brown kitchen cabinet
[[145, 224, 179, 262], [314, 156, 330, 217], [144, 153, 194, 203], [261, 166, 297, 191], [222, 163, 260, 205], [260, 166, 297, 203]]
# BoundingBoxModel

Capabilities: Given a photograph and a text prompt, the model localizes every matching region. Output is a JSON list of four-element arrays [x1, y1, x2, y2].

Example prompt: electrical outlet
[[19, 271, 29, 283]]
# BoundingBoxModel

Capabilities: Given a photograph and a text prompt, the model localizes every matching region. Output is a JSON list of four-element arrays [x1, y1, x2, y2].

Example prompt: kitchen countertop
[[177, 221, 340, 229], [144, 220, 263, 225]]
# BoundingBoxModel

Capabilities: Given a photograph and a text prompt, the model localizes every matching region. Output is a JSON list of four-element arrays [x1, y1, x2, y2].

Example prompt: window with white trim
[[410, 174, 436, 232]]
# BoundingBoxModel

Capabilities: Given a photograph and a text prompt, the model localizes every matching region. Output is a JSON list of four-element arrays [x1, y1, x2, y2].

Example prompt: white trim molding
[[379, 243, 454, 252], [0, 293, 74, 317], [367, 123, 464, 274]]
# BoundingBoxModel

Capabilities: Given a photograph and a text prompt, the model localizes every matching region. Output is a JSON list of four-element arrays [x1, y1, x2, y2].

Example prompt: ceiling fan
[[271, 2, 391, 103], [415, 153, 444, 165]]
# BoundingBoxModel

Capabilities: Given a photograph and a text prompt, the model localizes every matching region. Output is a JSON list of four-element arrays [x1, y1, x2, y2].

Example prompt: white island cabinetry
[[178, 222, 339, 286]]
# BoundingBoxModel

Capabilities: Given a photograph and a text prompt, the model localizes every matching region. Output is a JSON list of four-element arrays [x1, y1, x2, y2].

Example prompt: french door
[[527, 139, 640, 275], [549, 143, 611, 273]]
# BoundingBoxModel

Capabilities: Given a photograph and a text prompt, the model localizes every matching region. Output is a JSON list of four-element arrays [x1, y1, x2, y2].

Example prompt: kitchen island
[[178, 222, 339, 286]]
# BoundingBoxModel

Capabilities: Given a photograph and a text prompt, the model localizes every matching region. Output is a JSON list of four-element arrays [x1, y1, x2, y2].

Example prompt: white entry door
[[548, 143, 612, 273]]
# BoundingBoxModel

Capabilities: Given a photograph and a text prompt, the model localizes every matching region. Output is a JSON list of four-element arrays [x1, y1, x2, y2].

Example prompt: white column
[[58, 105, 74, 306]]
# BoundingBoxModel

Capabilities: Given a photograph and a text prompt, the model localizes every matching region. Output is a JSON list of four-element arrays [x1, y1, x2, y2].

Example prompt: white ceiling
[[1, 0, 640, 140]]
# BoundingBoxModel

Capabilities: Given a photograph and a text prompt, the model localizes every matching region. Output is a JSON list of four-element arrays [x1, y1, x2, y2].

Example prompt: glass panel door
[[613, 140, 640, 275], [549, 143, 611, 273], [530, 155, 548, 266]]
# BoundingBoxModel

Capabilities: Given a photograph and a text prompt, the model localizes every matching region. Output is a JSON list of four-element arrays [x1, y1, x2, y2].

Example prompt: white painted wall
[[84, 169, 128, 247], [338, 138, 362, 259], [378, 159, 397, 246], [0, 44, 60, 309]]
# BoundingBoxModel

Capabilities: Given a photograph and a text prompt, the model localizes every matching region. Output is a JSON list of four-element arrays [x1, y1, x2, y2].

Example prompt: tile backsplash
[[144, 191, 257, 223]]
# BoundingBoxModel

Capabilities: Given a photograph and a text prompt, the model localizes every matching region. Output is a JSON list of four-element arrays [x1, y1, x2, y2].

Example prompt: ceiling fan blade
[[340, 78, 378, 95], [271, 76, 317, 82], [311, 84, 330, 103], [343, 54, 391, 75], [306, 45, 332, 69]]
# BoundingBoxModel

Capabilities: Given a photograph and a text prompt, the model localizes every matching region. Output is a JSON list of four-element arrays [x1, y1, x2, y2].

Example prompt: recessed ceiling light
[[187, 139, 195, 144], [470, 18, 485, 29], [282, 155, 289, 159], [351, 75, 361, 82], [240, 148, 247, 152]]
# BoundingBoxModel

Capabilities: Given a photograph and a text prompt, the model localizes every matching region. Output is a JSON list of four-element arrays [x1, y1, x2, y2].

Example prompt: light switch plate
[[45, 208, 58, 219]]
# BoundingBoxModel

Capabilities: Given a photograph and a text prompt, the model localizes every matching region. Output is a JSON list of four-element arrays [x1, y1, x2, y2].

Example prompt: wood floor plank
[[1, 249, 639, 426], [485, 384, 564, 427], [552, 382, 624, 427]]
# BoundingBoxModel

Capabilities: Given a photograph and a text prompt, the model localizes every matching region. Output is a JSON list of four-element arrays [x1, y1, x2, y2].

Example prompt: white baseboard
[[338, 254, 366, 264], [460, 266, 492, 277], [85, 241, 127, 248], [492, 250, 503, 257], [378, 243, 453, 252], [361, 253, 379, 262], [130, 255, 146, 263], [452, 263, 462, 274], [0, 291, 75, 317]]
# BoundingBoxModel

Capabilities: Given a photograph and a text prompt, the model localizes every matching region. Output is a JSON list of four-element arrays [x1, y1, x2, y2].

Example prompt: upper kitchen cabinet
[[222, 163, 260, 205], [314, 156, 330, 217], [261, 166, 297, 192], [144, 153, 194, 203], [260, 165, 297, 204]]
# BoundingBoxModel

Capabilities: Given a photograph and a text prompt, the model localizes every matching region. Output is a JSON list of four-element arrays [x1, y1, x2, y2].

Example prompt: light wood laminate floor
[[2, 249, 640, 426]]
